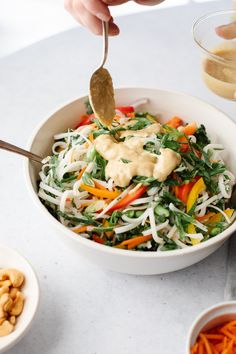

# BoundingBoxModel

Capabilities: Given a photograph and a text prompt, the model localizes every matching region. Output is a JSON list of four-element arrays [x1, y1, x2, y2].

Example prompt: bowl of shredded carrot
[[187, 301, 236, 353]]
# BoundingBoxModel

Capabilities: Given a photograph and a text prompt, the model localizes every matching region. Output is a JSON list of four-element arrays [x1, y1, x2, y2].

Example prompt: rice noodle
[[185, 233, 204, 240], [195, 193, 222, 212], [95, 184, 135, 219], [131, 196, 153, 205], [38, 189, 60, 205], [142, 220, 169, 237], [130, 98, 149, 109], [147, 208, 164, 244]]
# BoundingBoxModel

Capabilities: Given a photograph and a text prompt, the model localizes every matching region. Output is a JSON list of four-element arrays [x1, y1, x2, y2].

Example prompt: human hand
[[64, 0, 165, 35], [216, 21, 236, 39]]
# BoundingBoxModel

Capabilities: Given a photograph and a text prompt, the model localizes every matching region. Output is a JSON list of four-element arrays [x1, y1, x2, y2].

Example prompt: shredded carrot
[[207, 209, 234, 224], [200, 334, 213, 354], [94, 180, 107, 190], [77, 166, 87, 180], [220, 329, 235, 340], [117, 235, 152, 250], [88, 133, 94, 142], [205, 334, 224, 340], [103, 220, 113, 238], [191, 320, 236, 354], [73, 226, 88, 234], [181, 122, 198, 136], [178, 135, 189, 152], [222, 339, 234, 354], [80, 184, 120, 199], [199, 340, 205, 354], [191, 343, 199, 354], [196, 213, 216, 223], [166, 116, 183, 128]]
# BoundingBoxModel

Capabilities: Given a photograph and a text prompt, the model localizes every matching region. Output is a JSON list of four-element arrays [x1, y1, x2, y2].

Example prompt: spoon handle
[[100, 21, 109, 68], [0, 139, 43, 164]]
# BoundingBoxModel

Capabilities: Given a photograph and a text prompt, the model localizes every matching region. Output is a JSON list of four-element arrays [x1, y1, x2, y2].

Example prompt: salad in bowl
[[38, 99, 235, 252]]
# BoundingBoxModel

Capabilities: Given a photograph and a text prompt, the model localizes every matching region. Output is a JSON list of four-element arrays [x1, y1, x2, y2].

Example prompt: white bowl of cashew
[[0, 244, 39, 353], [25, 87, 236, 275]]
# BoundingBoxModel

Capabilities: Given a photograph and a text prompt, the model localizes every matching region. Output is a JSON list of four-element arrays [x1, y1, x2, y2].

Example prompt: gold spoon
[[0, 139, 43, 164], [89, 21, 115, 127]]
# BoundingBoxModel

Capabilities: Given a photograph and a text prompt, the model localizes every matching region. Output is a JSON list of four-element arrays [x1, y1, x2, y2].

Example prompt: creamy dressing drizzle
[[94, 124, 181, 187]]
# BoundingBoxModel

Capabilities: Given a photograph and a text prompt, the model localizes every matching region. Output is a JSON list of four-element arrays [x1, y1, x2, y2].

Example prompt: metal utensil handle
[[0, 139, 43, 164], [100, 21, 109, 68]]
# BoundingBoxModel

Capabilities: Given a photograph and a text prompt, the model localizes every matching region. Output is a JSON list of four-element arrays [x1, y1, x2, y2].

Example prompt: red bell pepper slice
[[75, 114, 94, 129], [116, 106, 134, 114], [92, 234, 105, 244], [108, 186, 147, 213], [174, 177, 200, 204]]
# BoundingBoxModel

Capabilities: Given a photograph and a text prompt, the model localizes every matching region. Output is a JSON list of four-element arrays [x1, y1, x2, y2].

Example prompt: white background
[[0, 0, 225, 57]]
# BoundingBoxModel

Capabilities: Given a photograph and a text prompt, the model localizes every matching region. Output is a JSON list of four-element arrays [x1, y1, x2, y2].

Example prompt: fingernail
[[96, 12, 110, 21]]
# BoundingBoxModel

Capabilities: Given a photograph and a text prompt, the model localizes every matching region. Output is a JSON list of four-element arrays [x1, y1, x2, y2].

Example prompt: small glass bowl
[[193, 10, 236, 100], [186, 301, 236, 353]]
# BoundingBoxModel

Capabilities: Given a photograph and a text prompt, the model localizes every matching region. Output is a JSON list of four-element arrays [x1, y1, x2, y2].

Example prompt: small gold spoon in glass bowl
[[89, 21, 116, 127], [0, 139, 43, 163]]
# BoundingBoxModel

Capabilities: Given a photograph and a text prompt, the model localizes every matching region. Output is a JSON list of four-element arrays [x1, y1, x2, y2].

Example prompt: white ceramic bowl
[[186, 301, 236, 353], [25, 88, 236, 275], [0, 244, 39, 353]]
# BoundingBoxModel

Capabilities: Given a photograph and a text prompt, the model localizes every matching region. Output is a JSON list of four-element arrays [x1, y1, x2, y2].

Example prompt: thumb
[[215, 21, 236, 40]]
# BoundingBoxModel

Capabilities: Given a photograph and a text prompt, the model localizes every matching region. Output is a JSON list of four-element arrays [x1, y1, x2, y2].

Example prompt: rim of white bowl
[[186, 301, 236, 353], [0, 243, 40, 352], [24, 87, 236, 259]]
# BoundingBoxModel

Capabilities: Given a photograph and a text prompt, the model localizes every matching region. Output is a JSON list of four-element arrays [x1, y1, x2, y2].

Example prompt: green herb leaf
[[82, 172, 95, 187]]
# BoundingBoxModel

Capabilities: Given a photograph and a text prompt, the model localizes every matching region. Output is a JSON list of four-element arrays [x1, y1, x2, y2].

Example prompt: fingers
[[64, 0, 119, 36], [134, 0, 165, 5], [215, 21, 236, 40], [83, 0, 110, 21], [234, 92, 236, 100], [102, 0, 130, 5]]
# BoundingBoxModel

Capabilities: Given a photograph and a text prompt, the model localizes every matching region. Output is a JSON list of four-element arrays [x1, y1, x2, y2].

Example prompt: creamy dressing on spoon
[[94, 124, 181, 187]]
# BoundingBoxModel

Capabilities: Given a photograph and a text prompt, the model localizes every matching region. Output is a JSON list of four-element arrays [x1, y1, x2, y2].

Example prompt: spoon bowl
[[89, 21, 115, 127]]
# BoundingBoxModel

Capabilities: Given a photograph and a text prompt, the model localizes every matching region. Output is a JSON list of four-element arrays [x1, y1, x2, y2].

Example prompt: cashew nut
[[0, 268, 25, 336], [10, 291, 24, 316], [0, 269, 24, 288], [0, 280, 11, 287], [0, 286, 9, 297], [0, 307, 5, 320], [0, 317, 6, 326], [9, 287, 18, 300], [0, 293, 13, 312], [0, 320, 14, 336], [9, 316, 16, 325]]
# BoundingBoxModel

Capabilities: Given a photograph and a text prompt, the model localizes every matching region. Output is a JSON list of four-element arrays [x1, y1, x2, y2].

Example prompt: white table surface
[[0, 1, 235, 353]]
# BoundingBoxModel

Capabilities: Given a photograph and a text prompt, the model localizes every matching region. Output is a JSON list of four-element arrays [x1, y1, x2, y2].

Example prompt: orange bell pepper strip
[[108, 185, 147, 213]]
